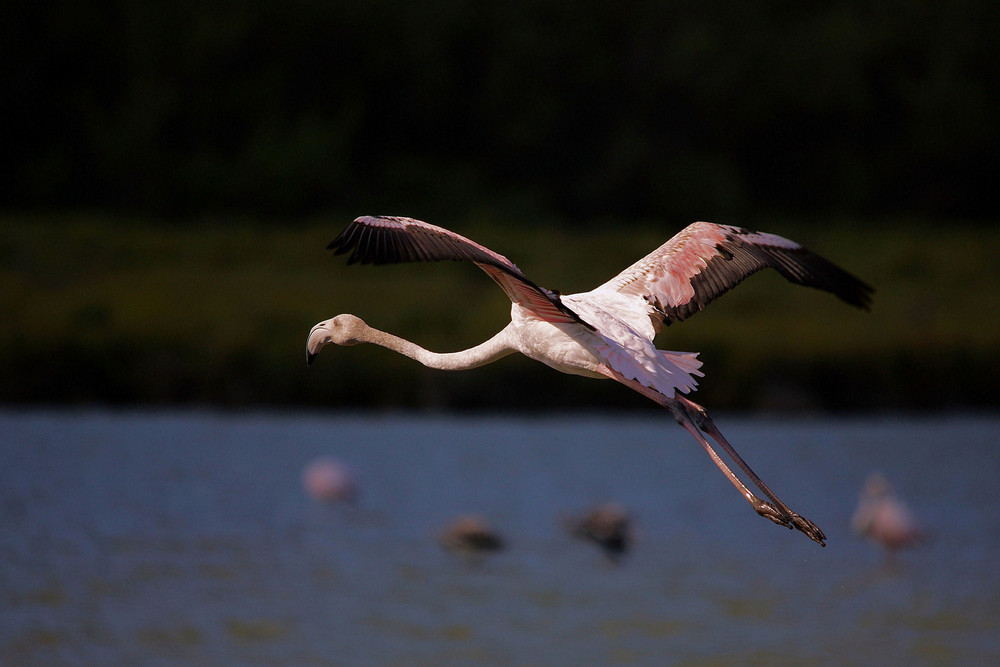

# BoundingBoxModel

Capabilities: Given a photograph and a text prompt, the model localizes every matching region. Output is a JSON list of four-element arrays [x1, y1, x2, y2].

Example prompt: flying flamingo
[[306, 216, 873, 546]]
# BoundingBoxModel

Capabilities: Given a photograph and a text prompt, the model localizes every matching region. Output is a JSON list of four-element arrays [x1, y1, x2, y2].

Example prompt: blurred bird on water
[[438, 514, 504, 561], [302, 457, 359, 505], [566, 502, 633, 562], [851, 473, 927, 562]]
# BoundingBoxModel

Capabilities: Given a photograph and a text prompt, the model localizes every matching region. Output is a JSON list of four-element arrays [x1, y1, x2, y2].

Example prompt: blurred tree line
[[6, 0, 998, 222]]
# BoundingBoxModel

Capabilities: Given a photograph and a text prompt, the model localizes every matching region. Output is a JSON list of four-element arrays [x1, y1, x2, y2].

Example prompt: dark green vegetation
[[6, 3, 997, 409], [3, 215, 997, 411], [8, 2, 998, 221]]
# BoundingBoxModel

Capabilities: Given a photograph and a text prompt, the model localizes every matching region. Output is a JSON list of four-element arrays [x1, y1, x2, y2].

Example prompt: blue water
[[1, 410, 999, 665]]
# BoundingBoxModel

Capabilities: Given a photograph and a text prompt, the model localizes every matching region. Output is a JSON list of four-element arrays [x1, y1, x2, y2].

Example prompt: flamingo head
[[306, 314, 367, 365]]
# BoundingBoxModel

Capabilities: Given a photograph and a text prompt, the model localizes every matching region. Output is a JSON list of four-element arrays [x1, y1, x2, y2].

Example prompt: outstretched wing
[[597, 222, 874, 330], [328, 216, 590, 327]]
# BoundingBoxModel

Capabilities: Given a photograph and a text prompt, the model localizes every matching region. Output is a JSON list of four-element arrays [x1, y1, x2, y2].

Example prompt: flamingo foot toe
[[789, 513, 826, 547], [753, 502, 826, 546], [754, 501, 794, 528]]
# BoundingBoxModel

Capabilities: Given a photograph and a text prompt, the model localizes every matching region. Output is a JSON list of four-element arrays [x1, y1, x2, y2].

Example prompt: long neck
[[359, 323, 517, 371]]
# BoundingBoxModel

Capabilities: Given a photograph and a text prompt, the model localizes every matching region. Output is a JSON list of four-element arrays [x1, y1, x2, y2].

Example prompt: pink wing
[[328, 216, 590, 327], [597, 221, 874, 330]]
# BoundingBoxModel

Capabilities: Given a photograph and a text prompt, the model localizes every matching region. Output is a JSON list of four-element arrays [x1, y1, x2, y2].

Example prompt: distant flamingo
[[307, 216, 874, 545], [438, 514, 504, 558], [302, 457, 359, 504], [851, 473, 927, 561], [567, 502, 633, 561]]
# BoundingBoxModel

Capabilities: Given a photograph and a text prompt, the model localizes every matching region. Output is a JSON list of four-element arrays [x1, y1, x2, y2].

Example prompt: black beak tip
[[306, 352, 316, 366]]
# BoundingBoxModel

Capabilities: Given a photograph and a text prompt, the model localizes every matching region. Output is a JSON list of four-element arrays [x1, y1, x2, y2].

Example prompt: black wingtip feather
[[738, 241, 875, 313]]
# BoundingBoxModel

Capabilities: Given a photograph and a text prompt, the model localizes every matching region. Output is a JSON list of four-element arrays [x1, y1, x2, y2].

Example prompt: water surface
[[2, 410, 998, 665]]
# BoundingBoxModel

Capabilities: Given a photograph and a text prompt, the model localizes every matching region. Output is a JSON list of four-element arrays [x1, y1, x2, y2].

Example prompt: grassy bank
[[2, 213, 998, 411]]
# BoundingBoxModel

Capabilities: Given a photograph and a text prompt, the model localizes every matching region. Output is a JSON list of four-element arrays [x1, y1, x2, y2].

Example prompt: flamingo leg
[[595, 365, 825, 545], [668, 401, 799, 529], [674, 395, 827, 546]]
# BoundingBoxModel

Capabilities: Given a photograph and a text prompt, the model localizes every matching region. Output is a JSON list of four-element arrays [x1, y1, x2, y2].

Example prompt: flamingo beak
[[306, 322, 332, 366]]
